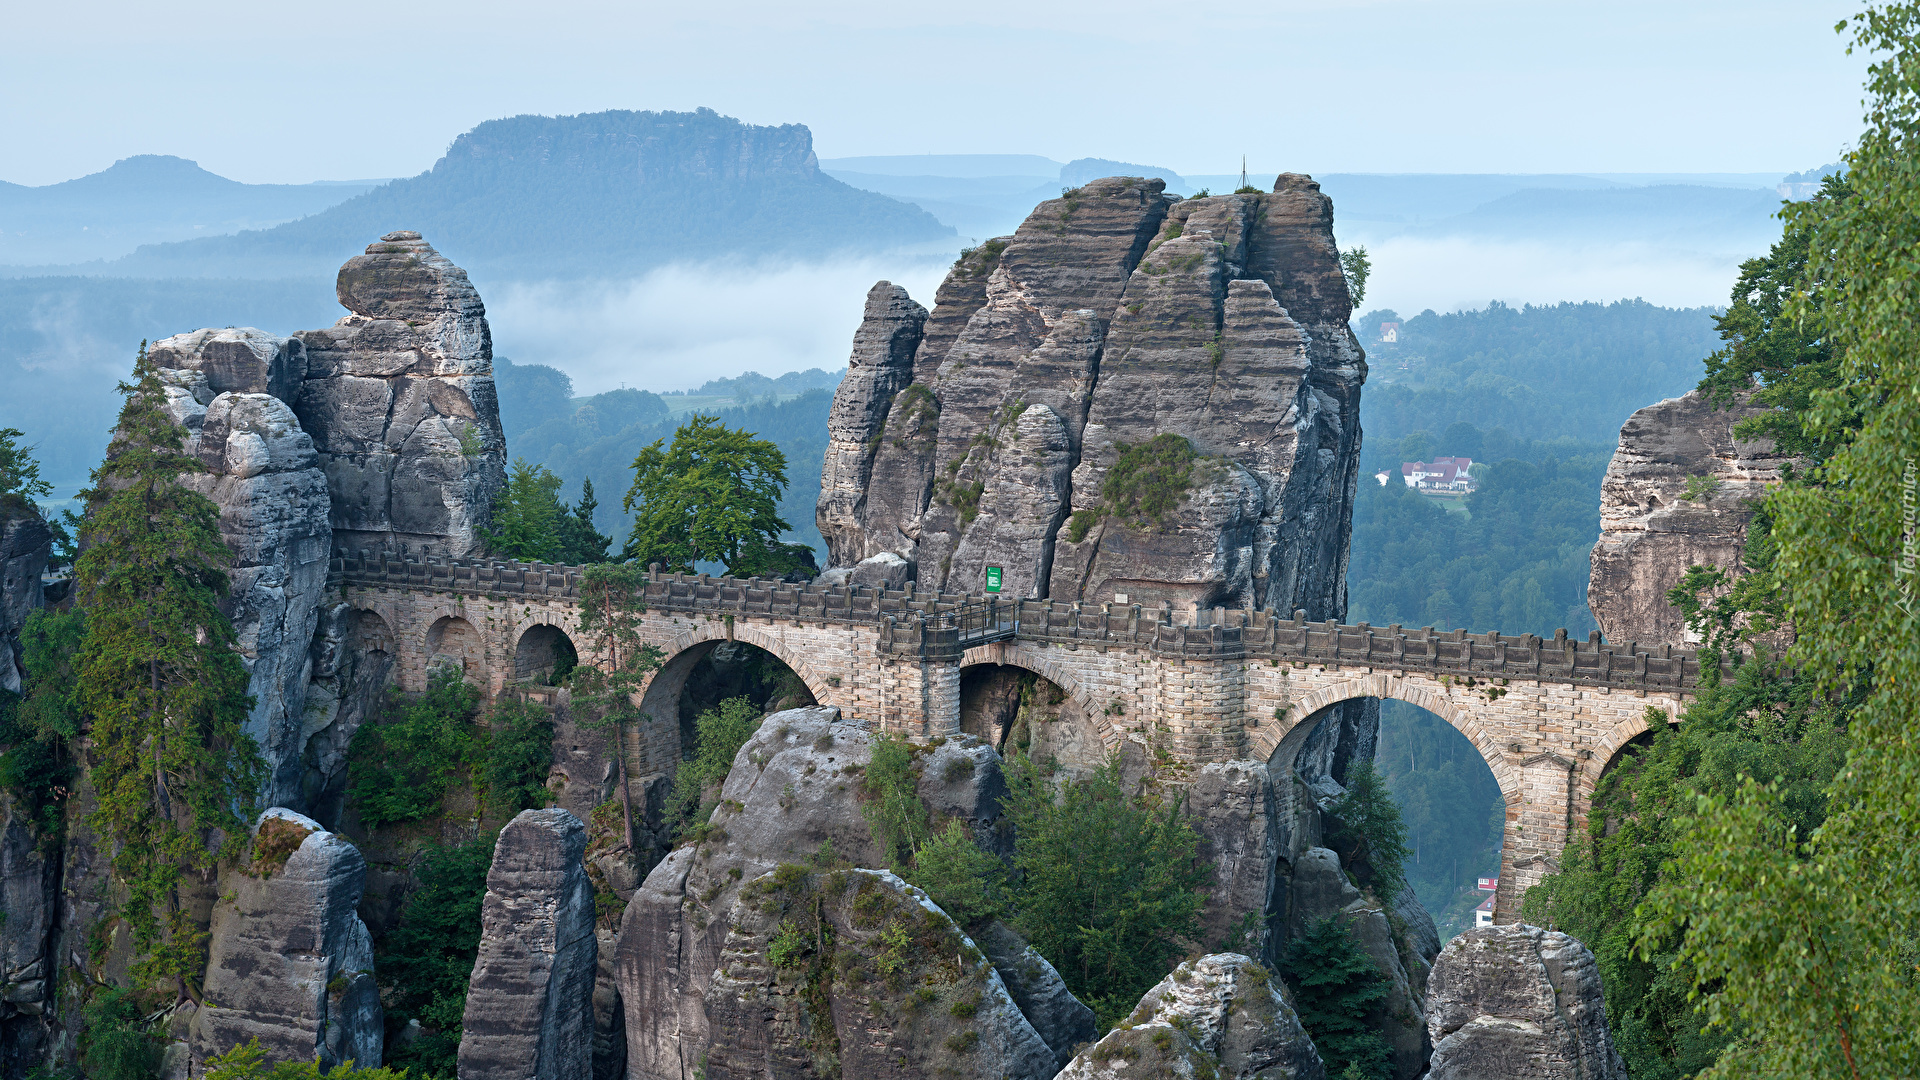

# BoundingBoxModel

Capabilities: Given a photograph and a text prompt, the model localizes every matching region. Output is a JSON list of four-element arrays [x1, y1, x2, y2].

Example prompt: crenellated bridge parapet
[[329, 554, 1711, 921]]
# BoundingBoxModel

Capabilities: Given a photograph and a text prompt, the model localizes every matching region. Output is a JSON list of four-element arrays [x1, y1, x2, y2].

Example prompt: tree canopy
[[621, 413, 812, 577], [485, 457, 611, 564]]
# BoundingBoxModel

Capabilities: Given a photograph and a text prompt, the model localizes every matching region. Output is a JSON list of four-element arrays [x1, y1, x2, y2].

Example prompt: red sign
[[1477, 877, 1498, 891]]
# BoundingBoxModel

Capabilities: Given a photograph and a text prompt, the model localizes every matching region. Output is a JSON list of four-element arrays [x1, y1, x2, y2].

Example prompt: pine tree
[[74, 343, 265, 996], [557, 476, 612, 564], [1283, 917, 1393, 1080]]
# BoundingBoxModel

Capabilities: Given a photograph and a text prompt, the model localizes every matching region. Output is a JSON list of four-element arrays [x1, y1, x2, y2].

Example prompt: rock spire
[[815, 175, 1366, 617]]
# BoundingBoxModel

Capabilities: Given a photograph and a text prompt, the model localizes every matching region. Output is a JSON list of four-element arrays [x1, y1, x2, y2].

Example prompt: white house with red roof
[[1401, 457, 1477, 492]]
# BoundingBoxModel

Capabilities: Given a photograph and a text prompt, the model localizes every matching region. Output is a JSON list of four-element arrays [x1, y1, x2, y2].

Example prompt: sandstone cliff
[[0, 503, 50, 695], [1589, 387, 1792, 647], [191, 809, 382, 1072], [817, 175, 1365, 617], [617, 707, 1085, 1080], [459, 809, 597, 1080], [294, 230, 508, 560], [150, 330, 335, 809], [138, 233, 508, 811], [1424, 924, 1626, 1080]]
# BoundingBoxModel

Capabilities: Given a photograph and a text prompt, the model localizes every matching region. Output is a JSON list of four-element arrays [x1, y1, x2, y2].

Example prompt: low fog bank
[[479, 257, 953, 396], [1359, 236, 1740, 320]]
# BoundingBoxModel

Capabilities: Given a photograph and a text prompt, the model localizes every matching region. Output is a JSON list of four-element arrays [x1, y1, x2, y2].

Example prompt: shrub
[[861, 736, 930, 869], [346, 671, 482, 829], [1282, 917, 1392, 1080], [1002, 754, 1210, 1029], [375, 839, 495, 1079], [204, 1038, 413, 1080], [907, 820, 1007, 928], [1102, 434, 1200, 526], [80, 989, 162, 1080], [666, 696, 762, 836], [486, 696, 557, 819]]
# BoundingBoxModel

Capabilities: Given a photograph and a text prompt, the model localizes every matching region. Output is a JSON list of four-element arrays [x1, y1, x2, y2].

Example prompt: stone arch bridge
[[332, 553, 1717, 920]]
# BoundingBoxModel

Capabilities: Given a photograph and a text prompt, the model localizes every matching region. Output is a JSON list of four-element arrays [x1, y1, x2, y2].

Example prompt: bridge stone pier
[[331, 553, 1716, 921]]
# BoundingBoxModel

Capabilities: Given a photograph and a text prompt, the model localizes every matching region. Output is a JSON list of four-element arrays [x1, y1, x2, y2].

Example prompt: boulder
[[458, 808, 597, 1080], [818, 175, 1366, 622], [701, 867, 1056, 1080], [1058, 953, 1325, 1080], [294, 231, 508, 559], [975, 919, 1098, 1070], [147, 327, 306, 405], [1425, 924, 1627, 1080], [1589, 387, 1793, 647], [616, 707, 1051, 1080], [192, 808, 381, 1071]]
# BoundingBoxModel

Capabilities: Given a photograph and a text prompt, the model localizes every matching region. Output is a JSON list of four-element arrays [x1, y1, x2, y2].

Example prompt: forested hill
[[1356, 299, 1719, 459], [47, 110, 952, 281]]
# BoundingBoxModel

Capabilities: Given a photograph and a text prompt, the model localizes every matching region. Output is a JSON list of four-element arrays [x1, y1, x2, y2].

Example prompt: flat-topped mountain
[[56, 110, 953, 280]]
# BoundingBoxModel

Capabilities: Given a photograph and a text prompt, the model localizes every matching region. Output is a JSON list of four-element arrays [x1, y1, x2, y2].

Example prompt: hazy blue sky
[[6, 0, 1867, 186]]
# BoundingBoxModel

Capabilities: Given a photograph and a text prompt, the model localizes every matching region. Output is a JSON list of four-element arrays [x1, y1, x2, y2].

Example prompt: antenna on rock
[[1241, 155, 1247, 190]]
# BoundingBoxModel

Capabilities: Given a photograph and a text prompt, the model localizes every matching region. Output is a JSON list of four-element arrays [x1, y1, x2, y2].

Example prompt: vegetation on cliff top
[[75, 343, 266, 993]]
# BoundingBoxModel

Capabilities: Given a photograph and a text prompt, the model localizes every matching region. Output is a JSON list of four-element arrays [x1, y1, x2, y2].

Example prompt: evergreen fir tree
[[557, 476, 612, 564], [1283, 917, 1393, 1080], [74, 343, 264, 996]]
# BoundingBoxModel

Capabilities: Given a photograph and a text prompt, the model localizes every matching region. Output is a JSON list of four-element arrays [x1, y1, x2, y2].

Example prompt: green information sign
[[985, 566, 1003, 592]]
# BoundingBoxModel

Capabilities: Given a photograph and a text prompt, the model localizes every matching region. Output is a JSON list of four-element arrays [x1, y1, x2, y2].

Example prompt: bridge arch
[[1249, 673, 1520, 802], [514, 623, 579, 684], [425, 614, 486, 685], [958, 641, 1122, 769]]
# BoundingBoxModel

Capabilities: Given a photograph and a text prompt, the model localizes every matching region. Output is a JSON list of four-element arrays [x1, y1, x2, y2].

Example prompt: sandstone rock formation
[[1425, 924, 1626, 1080], [1057, 953, 1325, 1080], [817, 175, 1366, 618], [701, 867, 1056, 1080], [0, 794, 55, 1064], [294, 231, 507, 559], [149, 333, 335, 811], [1589, 387, 1793, 647], [458, 808, 597, 1080], [975, 920, 1099, 1071], [0, 503, 50, 695], [617, 706, 1082, 1080], [192, 808, 382, 1071]]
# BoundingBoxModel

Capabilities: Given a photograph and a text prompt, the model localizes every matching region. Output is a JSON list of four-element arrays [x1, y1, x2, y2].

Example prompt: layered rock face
[[618, 707, 1084, 1080], [294, 231, 508, 559], [1057, 954, 1325, 1080], [702, 868, 1057, 1080], [1, 794, 56, 1066], [149, 330, 334, 809], [1589, 388, 1791, 646], [459, 809, 597, 1080], [137, 234, 507, 811], [817, 175, 1366, 616], [1425, 924, 1626, 1080], [192, 809, 382, 1071]]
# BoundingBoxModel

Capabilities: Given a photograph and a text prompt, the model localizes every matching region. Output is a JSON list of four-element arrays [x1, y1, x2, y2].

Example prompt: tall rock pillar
[[459, 809, 597, 1080], [295, 231, 508, 559], [192, 809, 382, 1071]]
